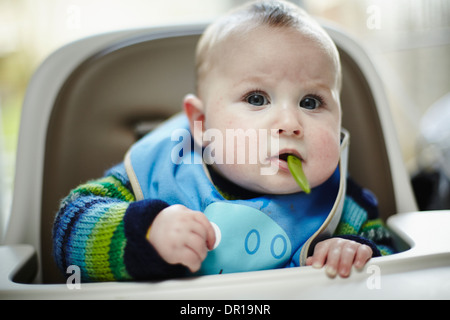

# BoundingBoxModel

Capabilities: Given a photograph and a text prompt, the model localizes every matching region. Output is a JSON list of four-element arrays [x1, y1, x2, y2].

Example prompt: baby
[[53, 0, 395, 282]]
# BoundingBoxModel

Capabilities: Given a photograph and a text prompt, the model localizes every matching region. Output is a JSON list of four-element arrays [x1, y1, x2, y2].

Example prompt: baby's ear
[[183, 94, 205, 147]]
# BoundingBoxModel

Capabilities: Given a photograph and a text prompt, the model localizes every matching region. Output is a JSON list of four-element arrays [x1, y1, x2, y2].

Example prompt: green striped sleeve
[[53, 174, 136, 282]]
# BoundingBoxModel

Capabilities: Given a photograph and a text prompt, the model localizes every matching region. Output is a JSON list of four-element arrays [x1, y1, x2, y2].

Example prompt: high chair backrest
[[5, 23, 417, 284]]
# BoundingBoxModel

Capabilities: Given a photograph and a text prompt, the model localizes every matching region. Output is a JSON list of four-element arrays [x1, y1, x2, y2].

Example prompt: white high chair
[[1, 22, 449, 299]]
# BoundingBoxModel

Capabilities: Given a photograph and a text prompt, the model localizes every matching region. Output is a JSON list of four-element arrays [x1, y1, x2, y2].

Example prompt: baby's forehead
[[209, 24, 340, 79], [196, 6, 342, 94], [225, 23, 335, 52]]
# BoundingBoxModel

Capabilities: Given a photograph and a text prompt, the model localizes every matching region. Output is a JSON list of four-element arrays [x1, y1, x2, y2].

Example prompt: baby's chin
[[212, 164, 323, 195], [232, 172, 332, 195], [232, 177, 306, 195], [252, 185, 305, 195]]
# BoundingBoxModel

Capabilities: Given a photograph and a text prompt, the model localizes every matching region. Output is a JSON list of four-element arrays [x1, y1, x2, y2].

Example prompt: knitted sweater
[[53, 163, 396, 282]]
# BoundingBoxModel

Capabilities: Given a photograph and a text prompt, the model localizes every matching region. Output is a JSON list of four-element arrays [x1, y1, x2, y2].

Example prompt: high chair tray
[[1, 210, 449, 299]]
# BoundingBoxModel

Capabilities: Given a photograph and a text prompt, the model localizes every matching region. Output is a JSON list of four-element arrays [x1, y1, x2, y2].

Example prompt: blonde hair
[[195, 0, 341, 96]]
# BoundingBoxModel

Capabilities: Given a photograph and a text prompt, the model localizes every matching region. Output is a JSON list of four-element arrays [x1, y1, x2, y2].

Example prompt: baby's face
[[198, 26, 341, 194]]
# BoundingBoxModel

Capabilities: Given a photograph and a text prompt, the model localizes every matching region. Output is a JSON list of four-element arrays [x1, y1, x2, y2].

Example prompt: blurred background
[[0, 0, 449, 234]]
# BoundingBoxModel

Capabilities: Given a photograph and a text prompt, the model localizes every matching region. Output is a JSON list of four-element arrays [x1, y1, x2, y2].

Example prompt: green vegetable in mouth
[[287, 155, 311, 194]]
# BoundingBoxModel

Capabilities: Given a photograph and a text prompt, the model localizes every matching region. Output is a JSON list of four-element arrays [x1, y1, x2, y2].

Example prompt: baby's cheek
[[307, 145, 340, 188], [223, 131, 261, 164]]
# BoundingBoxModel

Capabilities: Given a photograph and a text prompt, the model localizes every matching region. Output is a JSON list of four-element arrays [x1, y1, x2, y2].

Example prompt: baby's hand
[[147, 204, 216, 273], [306, 238, 372, 278]]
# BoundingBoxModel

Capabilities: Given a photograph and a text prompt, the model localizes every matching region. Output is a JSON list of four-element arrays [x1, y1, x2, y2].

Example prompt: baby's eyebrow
[[232, 73, 338, 94], [307, 83, 331, 92], [232, 75, 271, 88], [299, 78, 335, 92]]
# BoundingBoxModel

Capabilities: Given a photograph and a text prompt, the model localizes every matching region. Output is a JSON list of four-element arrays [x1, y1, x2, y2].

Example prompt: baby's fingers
[[191, 212, 216, 251], [336, 243, 373, 278], [179, 244, 204, 273], [307, 238, 373, 278], [307, 241, 330, 269], [353, 244, 373, 269], [335, 241, 359, 278]]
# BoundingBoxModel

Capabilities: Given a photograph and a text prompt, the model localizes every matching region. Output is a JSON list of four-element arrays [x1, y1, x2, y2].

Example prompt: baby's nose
[[276, 115, 302, 137], [277, 128, 301, 136], [272, 104, 303, 137]]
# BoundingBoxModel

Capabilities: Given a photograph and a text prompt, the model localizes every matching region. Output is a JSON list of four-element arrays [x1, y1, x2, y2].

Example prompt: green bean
[[287, 155, 311, 194]]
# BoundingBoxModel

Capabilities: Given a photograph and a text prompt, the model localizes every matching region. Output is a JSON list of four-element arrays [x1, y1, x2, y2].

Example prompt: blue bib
[[125, 114, 349, 274]]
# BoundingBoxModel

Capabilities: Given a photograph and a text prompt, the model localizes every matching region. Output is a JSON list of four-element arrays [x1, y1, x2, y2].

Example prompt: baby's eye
[[299, 96, 322, 110], [246, 93, 269, 106]]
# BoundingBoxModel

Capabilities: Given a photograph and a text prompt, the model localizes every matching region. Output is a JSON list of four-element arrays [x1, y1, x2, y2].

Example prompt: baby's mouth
[[267, 150, 310, 193], [271, 150, 303, 172], [278, 151, 303, 163], [278, 153, 292, 162]]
